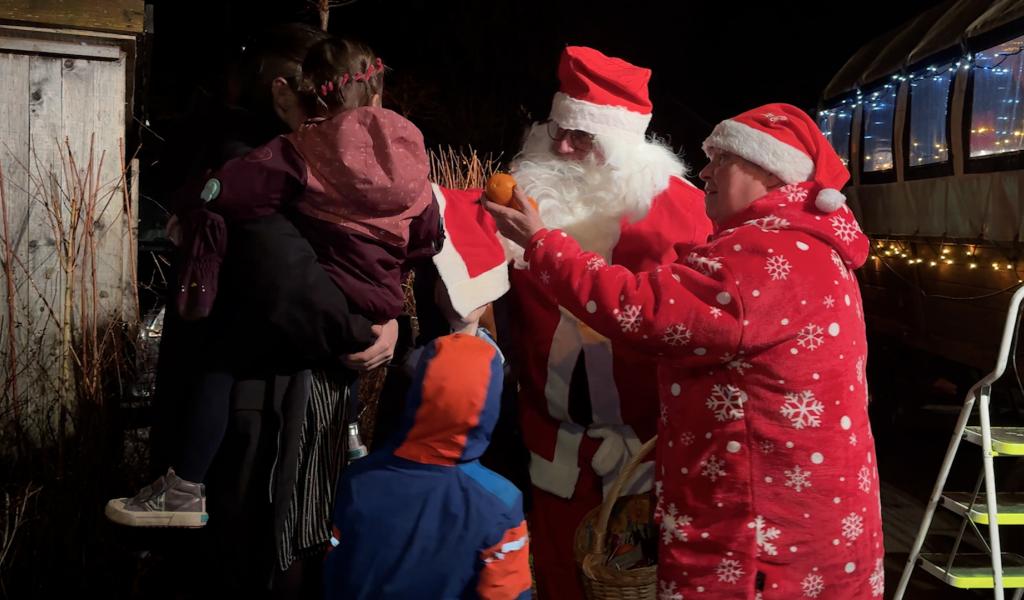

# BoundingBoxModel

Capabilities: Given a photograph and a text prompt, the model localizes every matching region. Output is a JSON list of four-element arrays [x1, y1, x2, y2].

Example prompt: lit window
[[862, 85, 896, 171], [908, 63, 952, 166], [818, 104, 853, 166], [970, 34, 1024, 158]]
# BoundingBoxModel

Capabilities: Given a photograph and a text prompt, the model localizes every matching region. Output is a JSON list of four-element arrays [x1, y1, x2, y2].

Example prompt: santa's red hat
[[549, 46, 653, 142], [701, 103, 849, 213], [431, 184, 510, 318]]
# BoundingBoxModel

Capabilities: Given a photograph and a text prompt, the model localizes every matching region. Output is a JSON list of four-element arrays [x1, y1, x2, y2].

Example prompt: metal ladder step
[[920, 553, 1024, 588], [942, 493, 1024, 525], [964, 427, 1024, 456]]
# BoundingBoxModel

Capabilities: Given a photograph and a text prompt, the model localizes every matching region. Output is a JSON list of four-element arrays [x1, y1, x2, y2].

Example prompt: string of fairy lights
[[871, 239, 1019, 270], [867, 238, 1024, 301]]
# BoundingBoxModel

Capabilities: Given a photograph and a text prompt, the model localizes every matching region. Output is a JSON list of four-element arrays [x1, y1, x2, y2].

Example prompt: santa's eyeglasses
[[546, 121, 595, 151]]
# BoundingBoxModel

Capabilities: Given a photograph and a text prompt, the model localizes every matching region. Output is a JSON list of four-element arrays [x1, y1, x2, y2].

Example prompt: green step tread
[[920, 553, 1024, 589], [963, 427, 1024, 456], [942, 492, 1024, 525]]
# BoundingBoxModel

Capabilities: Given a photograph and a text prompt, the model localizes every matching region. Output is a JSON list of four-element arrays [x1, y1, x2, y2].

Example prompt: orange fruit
[[486, 172, 539, 212], [485, 172, 517, 206]]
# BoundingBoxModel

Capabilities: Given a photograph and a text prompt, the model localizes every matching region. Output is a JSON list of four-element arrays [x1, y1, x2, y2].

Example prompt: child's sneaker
[[105, 468, 208, 528]]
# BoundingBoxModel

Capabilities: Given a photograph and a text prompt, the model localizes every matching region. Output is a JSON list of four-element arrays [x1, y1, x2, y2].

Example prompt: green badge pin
[[200, 178, 221, 203]]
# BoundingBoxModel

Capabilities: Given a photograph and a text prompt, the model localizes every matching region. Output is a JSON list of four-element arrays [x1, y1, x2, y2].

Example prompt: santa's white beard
[[507, 123, 687, 264]]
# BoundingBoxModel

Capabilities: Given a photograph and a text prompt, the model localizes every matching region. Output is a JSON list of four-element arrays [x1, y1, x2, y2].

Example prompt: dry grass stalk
[[428, 145, 502, 190], [0, 134, 138, 455], [0, 481, 41, 591]]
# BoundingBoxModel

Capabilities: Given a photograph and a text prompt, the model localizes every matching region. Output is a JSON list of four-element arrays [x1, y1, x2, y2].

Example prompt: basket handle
[[588, 435, 657, 556]]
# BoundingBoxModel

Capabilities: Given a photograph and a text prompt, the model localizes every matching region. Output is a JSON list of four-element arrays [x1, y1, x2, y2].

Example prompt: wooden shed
[[0, 1, 145, 440]]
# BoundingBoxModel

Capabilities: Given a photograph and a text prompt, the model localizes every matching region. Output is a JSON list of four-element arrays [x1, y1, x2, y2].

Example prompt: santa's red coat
[[524, 182, 884, 599], [508, 176, 711, 598], [512, 176, 712, 499]]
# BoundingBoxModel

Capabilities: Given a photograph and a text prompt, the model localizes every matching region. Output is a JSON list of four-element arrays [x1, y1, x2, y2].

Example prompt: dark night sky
[[146, 0, 943, 171]]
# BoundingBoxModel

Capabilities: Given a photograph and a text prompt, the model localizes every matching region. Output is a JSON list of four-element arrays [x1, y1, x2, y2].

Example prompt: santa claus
[[504, 46, 712, 599]]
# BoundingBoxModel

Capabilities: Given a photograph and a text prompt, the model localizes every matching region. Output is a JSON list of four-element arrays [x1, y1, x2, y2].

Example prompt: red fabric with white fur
[[524, 183, 884, 599], [702, 104, 850, 214], [431, 185, 509, 318], [513, 176, 711, 600], [558, 46, 652, 115]]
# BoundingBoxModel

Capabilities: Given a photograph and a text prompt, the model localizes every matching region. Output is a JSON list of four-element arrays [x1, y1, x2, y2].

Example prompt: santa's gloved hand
[[587, 424, 636, 478]]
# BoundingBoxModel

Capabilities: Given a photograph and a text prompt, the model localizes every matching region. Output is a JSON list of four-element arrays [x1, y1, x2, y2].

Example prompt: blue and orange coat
[[324, 332, 531, 600]]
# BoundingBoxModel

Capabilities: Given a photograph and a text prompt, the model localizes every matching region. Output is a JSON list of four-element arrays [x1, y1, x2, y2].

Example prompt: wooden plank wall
[[0, 0, 144, 35], [0, 36, 130, 437], [0, 52, 32, 426]]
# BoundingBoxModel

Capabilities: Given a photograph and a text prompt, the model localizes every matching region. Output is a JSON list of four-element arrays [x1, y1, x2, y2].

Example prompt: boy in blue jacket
[[324, 186, 531, 599]]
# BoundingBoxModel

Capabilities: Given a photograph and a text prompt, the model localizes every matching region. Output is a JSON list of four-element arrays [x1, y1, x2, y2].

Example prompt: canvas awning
[[823, 0, 1022, 101]]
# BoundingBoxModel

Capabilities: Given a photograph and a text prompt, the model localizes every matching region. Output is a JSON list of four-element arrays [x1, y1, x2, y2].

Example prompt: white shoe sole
[[104, 498, 208, 528]]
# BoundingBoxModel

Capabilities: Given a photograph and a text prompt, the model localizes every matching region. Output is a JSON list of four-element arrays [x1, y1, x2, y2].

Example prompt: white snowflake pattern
[[705, 384, 747, 422], [660, 503, 693, 544], [662, 323, 692, 347], [759, 440, 775, 454], [801, 572, 825, 598], [796, 323, 825, 351], [780, 390, 824, 429], [842, 512, 864, 541], [654, 481, 665, 519], [748, 515, 781, 556], [823, 295, 836, 309], [858, 465, 873, 493], [849, 433, 858, 446], [830, 215, 861, 244], [701, 455, 727, 482], [658, 580, 683, 600], [745, 215, 791, 233], [765, 254, 793, 281], [680, 432, 696, 446], [831, 249, 850, 280], [539, 271, 551, 285], [586, 256, 606, 271], [660, 403, 668, 426], [869, 558, 885, 597], [856, 356, 865, 385], [709, 306, 723, 319], [716, 557, 745, 584], [616, 304, 643, 333], [763, 112, 789, 123], [780, 183, 809, 203], [686, 252, 724, 275], [785, 465, 813, 492], [721, 353, 753, 376]]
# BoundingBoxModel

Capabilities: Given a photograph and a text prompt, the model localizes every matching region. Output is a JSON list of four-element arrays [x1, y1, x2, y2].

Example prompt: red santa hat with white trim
[[549, 46, 653, 143], [430, 184, 510, 318], [701, 103, 849, 213]]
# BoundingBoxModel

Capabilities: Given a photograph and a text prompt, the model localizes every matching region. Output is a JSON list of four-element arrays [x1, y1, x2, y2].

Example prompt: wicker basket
[[573, 436, 658, 600]]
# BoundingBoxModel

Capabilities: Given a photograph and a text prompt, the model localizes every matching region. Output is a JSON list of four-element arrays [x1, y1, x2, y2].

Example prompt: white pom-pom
[[815, 188, 846, 213]]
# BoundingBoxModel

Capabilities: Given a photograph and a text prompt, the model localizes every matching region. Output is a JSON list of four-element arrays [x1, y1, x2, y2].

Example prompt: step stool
[[894, 286, 1024, 600]]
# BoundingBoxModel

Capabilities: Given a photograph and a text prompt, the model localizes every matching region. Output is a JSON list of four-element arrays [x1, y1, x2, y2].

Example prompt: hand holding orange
[[485, 172, 538, 211]]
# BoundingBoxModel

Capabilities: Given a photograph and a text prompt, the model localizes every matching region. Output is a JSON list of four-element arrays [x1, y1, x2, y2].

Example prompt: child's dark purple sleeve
[[207, 136, 308, 220]]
